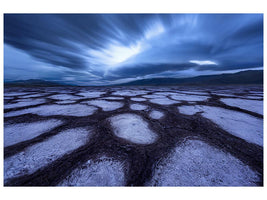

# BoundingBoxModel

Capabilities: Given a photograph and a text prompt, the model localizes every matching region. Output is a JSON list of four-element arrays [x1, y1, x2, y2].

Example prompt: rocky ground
[[3, 85, 263, 186]]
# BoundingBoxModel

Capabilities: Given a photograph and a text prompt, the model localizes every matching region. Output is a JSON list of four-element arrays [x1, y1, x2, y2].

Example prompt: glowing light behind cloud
[[4, 14, 263, 85], [87, 20, 167, 72], [145, 22, 165, 40], [189, 60, 217, 65], [88, 41, 142, 67]]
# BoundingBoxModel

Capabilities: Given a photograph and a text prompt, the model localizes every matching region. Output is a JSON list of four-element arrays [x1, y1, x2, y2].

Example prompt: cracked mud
[[4, 85, 263, 186]]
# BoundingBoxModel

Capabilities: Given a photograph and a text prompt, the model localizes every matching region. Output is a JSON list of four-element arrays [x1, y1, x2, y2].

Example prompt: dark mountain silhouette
[[4, 70, 263, 87], [115, 70, 263, 86], [4, 79, 74, 87]]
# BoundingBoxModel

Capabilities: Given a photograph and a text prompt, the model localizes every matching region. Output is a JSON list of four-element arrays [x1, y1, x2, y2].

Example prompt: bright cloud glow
[[88, 42, 142, 67], [189, 60, 217, 65], [4, 14, 263, 86], [145, 22, 165, 40], [88, 22, 166, 69]]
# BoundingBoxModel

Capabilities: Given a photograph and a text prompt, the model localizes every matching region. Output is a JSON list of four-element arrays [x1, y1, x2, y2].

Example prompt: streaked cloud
[[4, 14, 263, 85]]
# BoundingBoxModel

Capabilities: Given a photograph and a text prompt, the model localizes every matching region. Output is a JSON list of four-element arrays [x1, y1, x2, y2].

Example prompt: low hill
[[4, 79, 73, 87], [116, 70, 263, 86]]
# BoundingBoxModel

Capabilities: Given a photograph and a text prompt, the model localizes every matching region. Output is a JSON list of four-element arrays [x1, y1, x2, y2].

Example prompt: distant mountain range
[[4, 70, 263, 87], [4, 79, 71, 86], [115, 70, 263, 86]]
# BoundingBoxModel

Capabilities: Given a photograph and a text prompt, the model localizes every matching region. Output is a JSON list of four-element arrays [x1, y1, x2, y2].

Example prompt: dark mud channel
[[3, 85, 263, 186]]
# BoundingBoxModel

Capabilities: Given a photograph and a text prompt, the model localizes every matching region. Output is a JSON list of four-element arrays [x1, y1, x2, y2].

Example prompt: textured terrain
[[4, 85, 263, 186]]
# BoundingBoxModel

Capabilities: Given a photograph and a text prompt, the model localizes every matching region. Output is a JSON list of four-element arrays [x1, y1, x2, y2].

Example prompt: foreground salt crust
[[49, 94, 81, 100], [130, 103, 148, 111], [112, 90, 148, 96], [178, 105, 203, 115], [5, 104, 97, 117], [102, 97, 124, 100], [244, 96, 263, 100], [4, 119, 63, 147], [5, 92, 32, 97], [147, 140, 259, 186], [131, 97, 147, 102], [248, 92, 263, 97], [19, 93, 49, 98], [178, 105, 263, 146], [149, 110, 164, 119], [154, 92, 178, 96], [143, 94, 166, 99], [221, 98, 263, 115], [4, 128, 92, 180], [171, 94, 209, 102], [4, 99, 46, 109], [85, 100, 123, 111], [55, 100, 76, 104], [178, 91, 208, 95], [4, 96, 14, 100], [211, 92, 237, 97], [110, 114, 158, 144], [149, 97, 179, 105], [77, 91, 105, 98], [58, 157, 126, 186], [43, 88, 72, 93]]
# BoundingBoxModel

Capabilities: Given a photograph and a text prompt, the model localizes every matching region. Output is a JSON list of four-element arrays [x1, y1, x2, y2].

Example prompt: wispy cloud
[[4, 14, 263, 85], [189, 60, 217, 65]]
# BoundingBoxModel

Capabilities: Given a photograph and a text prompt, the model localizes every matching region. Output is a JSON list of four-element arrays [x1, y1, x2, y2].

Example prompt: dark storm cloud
[[107, 63, 197, 79], [4, 14, 263, 85], [228, 15, 263, 41], [4, 14, 161, 70]]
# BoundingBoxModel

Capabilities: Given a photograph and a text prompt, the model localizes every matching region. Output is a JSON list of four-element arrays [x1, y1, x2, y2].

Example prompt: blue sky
[[4, 14, 263, 85]]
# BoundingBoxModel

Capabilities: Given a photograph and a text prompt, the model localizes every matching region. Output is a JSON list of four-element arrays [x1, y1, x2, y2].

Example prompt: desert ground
[[3, 85, 263, 186]]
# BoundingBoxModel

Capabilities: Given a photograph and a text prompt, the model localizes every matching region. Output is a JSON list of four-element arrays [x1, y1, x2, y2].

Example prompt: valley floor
[[3, 85, 263, 186]]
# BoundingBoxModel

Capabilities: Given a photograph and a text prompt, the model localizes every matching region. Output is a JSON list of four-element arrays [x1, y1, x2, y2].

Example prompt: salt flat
[[19, 93, 49, 98], [149, 97, 179, 105], [130, 103, 148, 111], [5, 128, 92, 181], [4, 119, 63, 147], [112, 90, 148, 96], [49, 94, 81, 100], [5, 98, 46, 109], [171, 93, 209, 102], [147, 140, 260, 186], [85, 100, 123, 111], [221, 98, 263, 115], [55, 100, 76, 104], [143, 94, 166, 99], [110, 113, 158, 144], [178, 105, 263, 146], [149, 110, 164, 119], [131, 97, 147, 102], [77, 91, 106, 98], [59, 157, 126, 186], [4, 85, 263, 186], [5, 104, 97, 117], [102, 96, 124, 100], [5, 92, 32, 96]]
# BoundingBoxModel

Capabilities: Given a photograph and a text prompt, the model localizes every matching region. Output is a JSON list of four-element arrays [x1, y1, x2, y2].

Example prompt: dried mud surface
[[3, 85, 263, 186]]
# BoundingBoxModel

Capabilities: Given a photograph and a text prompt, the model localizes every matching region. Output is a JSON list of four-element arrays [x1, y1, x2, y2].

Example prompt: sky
[[4, 14, 263, 85]]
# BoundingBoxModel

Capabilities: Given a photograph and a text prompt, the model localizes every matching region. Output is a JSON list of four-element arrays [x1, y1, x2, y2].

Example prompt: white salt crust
[[110, 113, 158, 144]]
